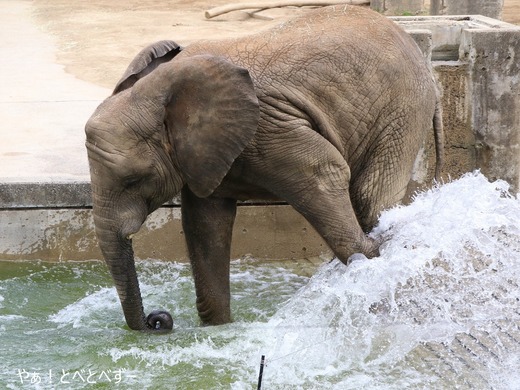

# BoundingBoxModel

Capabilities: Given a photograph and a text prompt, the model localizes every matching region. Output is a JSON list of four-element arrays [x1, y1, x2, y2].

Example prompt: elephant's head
[[85, 41, 259, 331]]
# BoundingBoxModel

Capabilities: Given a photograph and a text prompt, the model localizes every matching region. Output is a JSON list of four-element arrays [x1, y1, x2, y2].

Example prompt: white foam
[[48, 287, 119, 329], [257, 172, 520, 388]]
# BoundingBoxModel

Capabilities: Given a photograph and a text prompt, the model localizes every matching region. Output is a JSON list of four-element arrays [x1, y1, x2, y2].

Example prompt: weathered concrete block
[[460, 28, 520, 186], [0, 181, 92, 208], [371, 0, 424, 15], [430, 0, 504, 19], [395, 15, 520, 191]]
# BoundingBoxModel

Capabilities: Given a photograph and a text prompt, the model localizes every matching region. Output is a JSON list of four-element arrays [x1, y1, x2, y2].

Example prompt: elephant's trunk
[[92, 194, 173, 332], [95, 215, 148, 330]]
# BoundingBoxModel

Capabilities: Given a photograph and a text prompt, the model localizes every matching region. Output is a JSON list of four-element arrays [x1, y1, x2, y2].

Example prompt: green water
[[0, 259, 312, 389]]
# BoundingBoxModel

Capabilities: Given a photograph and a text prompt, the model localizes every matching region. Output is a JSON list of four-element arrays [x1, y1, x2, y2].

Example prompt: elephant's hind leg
[[254, 127, 380, 262], [181, 187, 237, 325], [350, 123, 424, 232]]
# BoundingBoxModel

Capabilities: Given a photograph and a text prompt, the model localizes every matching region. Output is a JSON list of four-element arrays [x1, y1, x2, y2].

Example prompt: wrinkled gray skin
[[85, 5, 444, 332]]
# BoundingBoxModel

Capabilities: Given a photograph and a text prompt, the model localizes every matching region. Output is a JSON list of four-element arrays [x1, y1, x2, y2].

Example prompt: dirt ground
[[32, 0, 520, 89], [504, 0, 520, 24]]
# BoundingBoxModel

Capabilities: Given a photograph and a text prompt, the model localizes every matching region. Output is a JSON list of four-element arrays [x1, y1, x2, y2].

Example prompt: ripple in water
[[1, 172, 520, 389]]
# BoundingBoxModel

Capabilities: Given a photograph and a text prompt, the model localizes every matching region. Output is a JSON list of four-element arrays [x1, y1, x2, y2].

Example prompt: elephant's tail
[[433, 97, 445, 181]]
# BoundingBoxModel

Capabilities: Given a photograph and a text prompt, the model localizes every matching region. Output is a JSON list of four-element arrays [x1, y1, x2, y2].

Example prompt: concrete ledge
[[0, 181, 92, 208], [0, 179, 331, 261]]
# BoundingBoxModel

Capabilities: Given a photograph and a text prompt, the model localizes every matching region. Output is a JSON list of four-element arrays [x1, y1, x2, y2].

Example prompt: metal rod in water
[[257, 355, 266, 390]]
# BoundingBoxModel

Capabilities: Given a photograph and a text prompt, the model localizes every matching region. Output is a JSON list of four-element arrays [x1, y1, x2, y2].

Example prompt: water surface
[[1, 172, 520, 389]]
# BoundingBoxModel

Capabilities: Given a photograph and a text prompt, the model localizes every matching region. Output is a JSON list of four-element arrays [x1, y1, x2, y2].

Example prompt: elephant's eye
[[123, 175, 142, 189]]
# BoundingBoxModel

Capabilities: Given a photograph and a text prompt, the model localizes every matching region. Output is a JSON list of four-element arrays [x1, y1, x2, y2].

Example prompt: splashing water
[[262, 172, 520, 389], [1, 172, 520, 389]]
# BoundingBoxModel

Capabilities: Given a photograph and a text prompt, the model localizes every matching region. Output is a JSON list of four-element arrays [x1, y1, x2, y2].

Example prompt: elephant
[[85, 5, 443, 332]]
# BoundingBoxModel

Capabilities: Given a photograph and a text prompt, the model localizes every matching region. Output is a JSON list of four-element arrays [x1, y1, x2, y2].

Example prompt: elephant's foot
[[145, 310, 174, 333], [340, 237, 380, 266], [363, 237, 381, 258], [196, 296, 232, 326]]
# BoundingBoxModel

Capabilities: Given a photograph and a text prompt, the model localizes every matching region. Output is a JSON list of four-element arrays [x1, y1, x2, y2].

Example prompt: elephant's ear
[[113, 40, 182, 95], [136, 55, 259, 197]]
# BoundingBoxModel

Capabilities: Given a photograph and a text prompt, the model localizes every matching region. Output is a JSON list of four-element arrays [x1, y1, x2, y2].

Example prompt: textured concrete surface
[[371, 0, 424, 14], [0, 1, 108, 209], [396, 14, 520, 191], [0, 1, 108, 185], [430, 0, 504, 19]]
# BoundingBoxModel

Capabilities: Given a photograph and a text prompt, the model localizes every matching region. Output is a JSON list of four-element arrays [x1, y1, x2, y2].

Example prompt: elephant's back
[[181, 5, 437, 157], [219, 5, 431, 104], [261, 5, 397, 43], [185, 6, 423, 74], [238, 5, 436, 164], [244, 5, 423, 73]]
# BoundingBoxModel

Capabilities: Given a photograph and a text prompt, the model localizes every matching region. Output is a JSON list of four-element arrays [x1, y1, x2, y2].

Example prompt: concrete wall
[[2, 15, 520, 262], [371, 0, 424, 15], [0, 183, 331, 262], [397, 15, 520, 192], [372, 0, 504, 19], [430, 0, 504, 19], [0, 205, 330, 261]]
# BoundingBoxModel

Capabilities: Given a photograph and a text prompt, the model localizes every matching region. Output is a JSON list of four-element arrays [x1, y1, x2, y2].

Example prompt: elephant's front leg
[[252, 126, 380, 263], [181, 186, 237, 325]]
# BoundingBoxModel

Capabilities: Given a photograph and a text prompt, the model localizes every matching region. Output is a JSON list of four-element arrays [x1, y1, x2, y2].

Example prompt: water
[[1, 171, 520, 389]]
